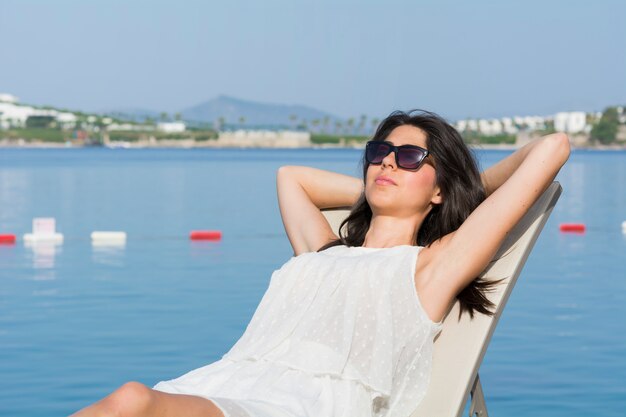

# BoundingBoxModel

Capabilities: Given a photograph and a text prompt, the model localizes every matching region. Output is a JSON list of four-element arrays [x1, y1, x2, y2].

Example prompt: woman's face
[[365, 124, 441, 216]]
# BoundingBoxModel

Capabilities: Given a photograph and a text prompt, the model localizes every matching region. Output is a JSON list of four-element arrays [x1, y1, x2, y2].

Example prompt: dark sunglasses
[[365, 140, 431, 170]]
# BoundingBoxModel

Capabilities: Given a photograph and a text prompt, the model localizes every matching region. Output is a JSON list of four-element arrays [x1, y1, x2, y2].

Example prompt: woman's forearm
[[480, 133, 569, 197], [277, 166, 363, 209]]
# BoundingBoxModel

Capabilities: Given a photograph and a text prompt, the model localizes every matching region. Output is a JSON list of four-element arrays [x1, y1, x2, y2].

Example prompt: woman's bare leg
[[69, 381, 225, 417]]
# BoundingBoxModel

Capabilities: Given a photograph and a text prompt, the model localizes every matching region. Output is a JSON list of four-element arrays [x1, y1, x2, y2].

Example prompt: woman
[[70, 110, 570, 417]]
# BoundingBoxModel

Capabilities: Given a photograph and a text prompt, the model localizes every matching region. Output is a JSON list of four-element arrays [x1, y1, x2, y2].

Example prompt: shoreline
[[0, 139, 625, 151]]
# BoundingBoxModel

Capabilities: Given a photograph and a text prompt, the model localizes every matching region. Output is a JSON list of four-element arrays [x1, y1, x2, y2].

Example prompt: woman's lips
[[375, 176, 396, 185]]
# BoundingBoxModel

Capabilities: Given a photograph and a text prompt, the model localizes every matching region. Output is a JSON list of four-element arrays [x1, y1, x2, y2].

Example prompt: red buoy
[[559, 223, 586, 233], [0, 234, 17, 244], [190, 230, 222, 241]]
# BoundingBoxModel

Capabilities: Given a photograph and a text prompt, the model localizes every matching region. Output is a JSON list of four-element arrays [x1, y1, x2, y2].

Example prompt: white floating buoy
[[23, 233, 64, 243], [24, 218, 64, 243], [622, 221, 626, 234], [91, 231, 127, 245]]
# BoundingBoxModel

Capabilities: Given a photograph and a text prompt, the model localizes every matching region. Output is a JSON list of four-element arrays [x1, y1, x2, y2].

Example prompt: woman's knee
[[101, 381, 154, 417]]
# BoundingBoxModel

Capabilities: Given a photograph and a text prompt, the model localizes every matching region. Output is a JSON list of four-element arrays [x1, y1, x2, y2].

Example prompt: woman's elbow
[[277, 166, 305, 188], [546, 132, 571, 165], [277, 165, 295, 180], [276, 166, 289, 188]]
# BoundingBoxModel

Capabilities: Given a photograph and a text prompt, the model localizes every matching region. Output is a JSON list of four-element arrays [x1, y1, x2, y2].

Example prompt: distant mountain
[[100, 96, 344, 129], [181, 95, 340, 128]]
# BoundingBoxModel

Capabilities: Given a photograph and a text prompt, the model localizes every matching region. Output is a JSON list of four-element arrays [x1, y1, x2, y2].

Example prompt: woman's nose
[[381, 150, 396, 169]]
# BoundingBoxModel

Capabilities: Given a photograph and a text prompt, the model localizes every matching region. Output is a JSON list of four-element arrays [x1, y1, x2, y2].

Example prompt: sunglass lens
[[366, 142, 390, 164], [397, 148, 425, 169]]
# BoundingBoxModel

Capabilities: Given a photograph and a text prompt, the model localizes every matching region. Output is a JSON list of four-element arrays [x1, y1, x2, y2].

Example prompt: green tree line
[[590, 107, 622, 144]]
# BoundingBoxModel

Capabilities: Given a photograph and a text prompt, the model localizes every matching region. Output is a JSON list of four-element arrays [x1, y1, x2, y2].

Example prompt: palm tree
[[371, 118, 380, 133], [217, 116, 226, 131], [346, 118, 355, 135], [174, 113, 183, 121], [238, 116, 246, 129], [288, 114, 298, 130], [322, 116, 330, 134], [311, 119, 321, 133], [159, 112, 169, 122], [358, 114, 367, 135]]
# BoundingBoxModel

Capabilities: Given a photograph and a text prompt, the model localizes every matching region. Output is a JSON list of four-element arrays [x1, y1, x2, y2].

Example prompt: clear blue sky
[[1, 0, 624, 120]]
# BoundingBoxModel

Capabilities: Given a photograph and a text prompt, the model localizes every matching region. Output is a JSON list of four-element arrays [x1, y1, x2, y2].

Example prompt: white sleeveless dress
[[153, 244, 443, 417]]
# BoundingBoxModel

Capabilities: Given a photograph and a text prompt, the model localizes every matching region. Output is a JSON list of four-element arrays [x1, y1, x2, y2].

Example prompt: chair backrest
[[322, 181, 562, 417]]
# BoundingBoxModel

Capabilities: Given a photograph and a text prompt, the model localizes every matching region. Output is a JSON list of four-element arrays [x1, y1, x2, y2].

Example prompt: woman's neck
[[362, 214, 423, 248]]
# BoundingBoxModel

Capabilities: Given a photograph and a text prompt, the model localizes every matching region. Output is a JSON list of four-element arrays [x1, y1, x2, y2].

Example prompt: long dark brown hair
[[319, 109, 500, 319]]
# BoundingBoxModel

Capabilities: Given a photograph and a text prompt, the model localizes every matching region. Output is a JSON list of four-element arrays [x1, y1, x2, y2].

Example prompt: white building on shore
[[157, 121, 186, 133], [0, 103, 77, 129], [0, 103, 33, 128], [0, 93, 77, 129], [478, 119, 503, 135], [455, 111, 592, 136], [0, 93, 18, 104], [512, 115, 548, 131], [107, 122, 155, 132], [554, 111, 586, 133], [216, 130, 310, 147]]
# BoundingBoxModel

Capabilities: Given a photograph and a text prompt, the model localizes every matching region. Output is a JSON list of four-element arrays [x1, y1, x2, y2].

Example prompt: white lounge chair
[[322, 181, 563, 417]]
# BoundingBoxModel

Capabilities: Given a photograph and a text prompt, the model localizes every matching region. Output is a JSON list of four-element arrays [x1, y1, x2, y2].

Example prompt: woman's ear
[[431, 187, 443, 205]]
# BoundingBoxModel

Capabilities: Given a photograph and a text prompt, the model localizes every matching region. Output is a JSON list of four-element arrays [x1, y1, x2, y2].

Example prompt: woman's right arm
[[423, 133, 570, 317], [276, 166, 362, 256], [480, 139, 547, 197]]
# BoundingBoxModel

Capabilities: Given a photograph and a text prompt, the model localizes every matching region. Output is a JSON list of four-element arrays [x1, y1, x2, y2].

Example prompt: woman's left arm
[[427, 132, 571, 299], [480, 134, 559, 197]]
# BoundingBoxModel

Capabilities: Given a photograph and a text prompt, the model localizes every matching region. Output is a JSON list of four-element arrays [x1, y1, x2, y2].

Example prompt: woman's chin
[[368, 200, 402, 215]]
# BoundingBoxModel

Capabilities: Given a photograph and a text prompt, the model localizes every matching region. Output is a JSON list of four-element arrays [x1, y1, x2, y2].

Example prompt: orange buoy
[[0, 234, 16, 244], [190, 230, 222, 241], [559, 223, 586, 233]]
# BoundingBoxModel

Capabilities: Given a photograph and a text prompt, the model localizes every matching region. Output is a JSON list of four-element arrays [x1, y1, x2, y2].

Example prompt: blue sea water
[[0, 147, 624, 417]]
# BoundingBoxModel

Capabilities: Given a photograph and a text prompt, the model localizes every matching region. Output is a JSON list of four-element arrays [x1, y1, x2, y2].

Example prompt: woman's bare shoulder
[[413, 235, 457, 323]]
